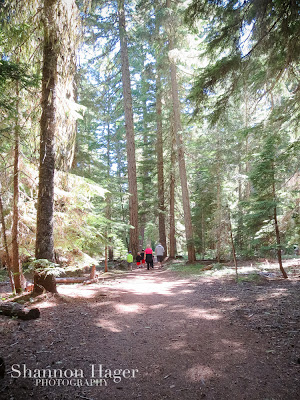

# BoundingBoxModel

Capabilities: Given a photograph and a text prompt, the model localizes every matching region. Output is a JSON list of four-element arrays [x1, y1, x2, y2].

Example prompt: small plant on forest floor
[[28, 259, 64, 277], [168, 262, 206, 276], [0, 269, 8, 282], [236, 273, 262, 283], [168, 261, 238, 278]]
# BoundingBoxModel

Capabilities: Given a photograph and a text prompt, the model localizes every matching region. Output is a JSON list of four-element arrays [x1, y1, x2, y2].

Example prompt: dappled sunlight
[[256, 288, 288, 301], [186, 364, 214, 382], [169, 306, 222, 320], [114, 303, 142, 314], [111, 275, 192, 296], [38, 300, 58, 309], [178, 289, 195, 294], [149, 303, 167, 310], [217, 296, 238, 302], [57, 283, 102, 299], [95, 318, 122, 333], [166, 339, 187, 351]]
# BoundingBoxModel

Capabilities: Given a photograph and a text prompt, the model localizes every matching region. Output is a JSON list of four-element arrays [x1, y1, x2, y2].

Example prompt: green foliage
[[0, 268, 8, 282], [236, 273, 262, 284], [0, 0, 298, 268], [185, 0, 300, 123], [28, 259, 64, 277]]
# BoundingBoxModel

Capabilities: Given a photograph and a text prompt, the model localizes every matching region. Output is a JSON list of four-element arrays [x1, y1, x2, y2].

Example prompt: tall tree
[[35, 0, 59, 293], [166, 0, 195, 262], [0, 185, 14, 291], [12, 78, 25, 292], [35, 0, 79, 292], [117, 0, 139, 256], [169, 118, 176, 259], [156, 70, 167, 255]]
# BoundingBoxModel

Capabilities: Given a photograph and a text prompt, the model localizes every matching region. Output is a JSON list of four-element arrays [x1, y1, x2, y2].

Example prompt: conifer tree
[[117, 0, 139, 256]]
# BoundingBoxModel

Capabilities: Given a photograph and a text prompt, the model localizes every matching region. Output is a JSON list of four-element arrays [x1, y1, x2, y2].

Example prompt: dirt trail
[[1, 267, 299, 399]]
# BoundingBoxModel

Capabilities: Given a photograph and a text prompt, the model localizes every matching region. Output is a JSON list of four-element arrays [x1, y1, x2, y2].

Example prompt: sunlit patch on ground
[[166, 339, 187, 351], [95, 318, 122, 332], [169, 306, 222, 320], [186, 364, 214, 382], [256, 288, 288, 301], [115, 303, 142, 314], [38, 300, 58, 309], [109, 275, 191, 296], [149, 303, 167, 310], [57, 283, 103, 299], [217, 297, 238, 302]]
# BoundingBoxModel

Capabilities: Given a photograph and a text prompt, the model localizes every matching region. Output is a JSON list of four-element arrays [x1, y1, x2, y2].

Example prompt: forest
[[0, 1, 300, 399], [0, 0, 299, 290]]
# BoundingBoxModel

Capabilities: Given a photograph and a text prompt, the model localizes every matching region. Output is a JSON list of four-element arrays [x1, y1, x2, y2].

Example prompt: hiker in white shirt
[[155, 243, 165, 268]]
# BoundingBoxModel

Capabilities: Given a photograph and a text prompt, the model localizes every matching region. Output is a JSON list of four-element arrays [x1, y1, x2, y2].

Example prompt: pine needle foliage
[[185, 0, 300, 122]]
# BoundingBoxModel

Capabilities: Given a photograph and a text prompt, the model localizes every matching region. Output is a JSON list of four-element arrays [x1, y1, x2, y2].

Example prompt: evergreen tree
[[35, 0, 79, 293]]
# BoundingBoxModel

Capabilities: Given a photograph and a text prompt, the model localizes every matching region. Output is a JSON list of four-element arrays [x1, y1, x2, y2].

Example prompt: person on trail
[[140, 249, 145, 266], [136, 252, 142, 268], [127, 251, 133, 270], [155, 242, 165, 268], [145, 246, 153, 270]]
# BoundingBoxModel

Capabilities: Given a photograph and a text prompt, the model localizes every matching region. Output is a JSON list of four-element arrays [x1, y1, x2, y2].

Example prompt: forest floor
[[0, 258, 299, 400]]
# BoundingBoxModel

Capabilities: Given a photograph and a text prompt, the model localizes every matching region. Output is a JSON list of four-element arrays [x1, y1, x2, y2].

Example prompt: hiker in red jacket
[[145, 246, 153, 270]]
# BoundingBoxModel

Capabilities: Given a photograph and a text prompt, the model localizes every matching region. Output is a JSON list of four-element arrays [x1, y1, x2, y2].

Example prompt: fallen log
[[202, 264, 213, 271], [0, 301, 40, 320], [83, 277, 99, 285], [55, 277, 88, 284]]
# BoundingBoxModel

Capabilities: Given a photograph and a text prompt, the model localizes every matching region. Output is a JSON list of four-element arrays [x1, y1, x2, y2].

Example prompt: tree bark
[[216, 140, 222, 263], [35, 0, 59, 293], [0, 188, 14, 292], [227, 206, 238, 280], [156, 71, 167, 256], [272, 176, 288, 278], [269, 98, 288, 279], [12, 79, 25, 293], [169, 119, 176, 259], [117, 0, 139, 257], [106, 122, 113, 262], [167, 0, 195, 262], [139, 55, 150, 249]]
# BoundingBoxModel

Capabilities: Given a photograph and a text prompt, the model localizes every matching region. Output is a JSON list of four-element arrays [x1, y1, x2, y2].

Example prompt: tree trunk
[[156, 71, 167, 256], [269, 97, 288, 279], [139, 54, 150, 250], [272, 177, 288, 278], [35, 0, 60, 293], [106, 122, 113, 262], [117, 0, 139, 257], [227, 206, 238, 280], [12, 79, 25, 293], [169, 120, 176, 259], [237, 157, 244, 252], [0, 188, 14, 292], [167, 9, 195, 262], [216, 144, 222, 263], [202, 209, 206, 258]]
